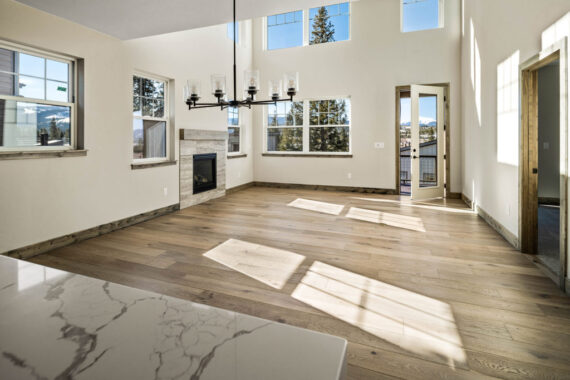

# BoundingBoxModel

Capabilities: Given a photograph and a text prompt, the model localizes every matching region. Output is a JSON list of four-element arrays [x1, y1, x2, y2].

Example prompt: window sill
[[131, 160, 177, 170], [0, 149, 88, 160], [262, 153, 352, 158], [227, 153, 247, 159]]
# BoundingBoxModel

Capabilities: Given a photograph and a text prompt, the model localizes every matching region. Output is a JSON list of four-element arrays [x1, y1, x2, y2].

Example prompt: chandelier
[[184, 0, 299, 110]]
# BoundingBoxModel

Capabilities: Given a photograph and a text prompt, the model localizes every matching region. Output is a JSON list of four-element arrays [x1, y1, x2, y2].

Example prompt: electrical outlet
[[347, 173, 352, 179], [163, 187, 168, 196], [374, 142, 384, 149]]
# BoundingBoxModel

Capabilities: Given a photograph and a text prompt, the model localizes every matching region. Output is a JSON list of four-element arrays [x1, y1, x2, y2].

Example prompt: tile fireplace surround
[[180, 129, 227, 208]]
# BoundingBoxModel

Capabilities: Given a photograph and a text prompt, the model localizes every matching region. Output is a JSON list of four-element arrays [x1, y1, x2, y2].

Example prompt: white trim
[[263, 97, 352, 154], [265, 2, 351, 51], [132, 72, 170, 163], [0, 40, 76, 152], [400, 0, 445, 33]]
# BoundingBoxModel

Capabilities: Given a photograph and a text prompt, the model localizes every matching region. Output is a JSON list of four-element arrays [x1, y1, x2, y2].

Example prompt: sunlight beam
[[203, 239, 305, 290], [288, 198, 345, 215], [292, 261, 467, 369], [497, 50, 520, 166], [350, 197, 475, 214], [345, 207, 426, 232]]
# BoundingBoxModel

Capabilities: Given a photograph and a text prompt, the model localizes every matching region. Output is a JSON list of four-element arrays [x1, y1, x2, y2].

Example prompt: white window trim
[[400, 0, 445, 33], [263, 96, 352, 155], [227, 107, 242, 156], [132, 71, 171, 164], [265, 2, 351, 51], [0, 40, 77, 152]]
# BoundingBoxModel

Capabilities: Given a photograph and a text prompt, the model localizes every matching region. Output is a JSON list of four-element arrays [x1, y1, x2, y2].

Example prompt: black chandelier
[[184, 0, 299, 110]]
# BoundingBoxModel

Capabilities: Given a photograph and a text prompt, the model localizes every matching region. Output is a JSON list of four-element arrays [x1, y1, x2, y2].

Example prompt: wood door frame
[[519, 38, 568, 291], [395, 83, 451, 196]]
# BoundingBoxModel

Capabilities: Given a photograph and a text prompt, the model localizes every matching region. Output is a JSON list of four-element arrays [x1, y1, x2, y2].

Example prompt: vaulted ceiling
[[14, 0, 346, 40]]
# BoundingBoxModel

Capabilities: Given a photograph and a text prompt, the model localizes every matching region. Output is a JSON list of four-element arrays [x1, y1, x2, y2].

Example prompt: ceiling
[[14, 0, 347, 40]]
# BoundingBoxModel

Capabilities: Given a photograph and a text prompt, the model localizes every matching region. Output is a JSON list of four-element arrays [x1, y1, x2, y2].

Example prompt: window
[[265, 98, 350, 154], [267, 101, 303, 152], [227, 22, 239, 43], [132, 74, 168, 161], [309, 99, 350, 152], [267, 11, 304, 50], [309, 3, 350, 44], [401, 0, 443, 33], [0, 43, 74, 150], [228, 106, 240, 154]]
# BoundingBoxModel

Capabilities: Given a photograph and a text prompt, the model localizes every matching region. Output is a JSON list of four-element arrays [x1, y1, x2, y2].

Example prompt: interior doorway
[[520, 41, 567, 291], [395, 84, 450, 200]]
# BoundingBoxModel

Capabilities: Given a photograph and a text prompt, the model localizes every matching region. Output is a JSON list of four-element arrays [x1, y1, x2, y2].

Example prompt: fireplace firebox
[[193, 153, 217, 194]]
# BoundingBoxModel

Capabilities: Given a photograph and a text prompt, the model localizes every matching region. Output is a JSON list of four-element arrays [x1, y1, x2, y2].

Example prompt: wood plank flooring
[[29, 187, 570, 379]]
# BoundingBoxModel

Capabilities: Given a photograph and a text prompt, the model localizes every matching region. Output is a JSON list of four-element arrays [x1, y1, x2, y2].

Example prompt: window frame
[[264, 2, 351, 51], [132, 71, 170, 164], [227, 106, 242, 156], [0, 40, 77, 152], [400, 0, 444, 33], [263, 96, 352, 155]]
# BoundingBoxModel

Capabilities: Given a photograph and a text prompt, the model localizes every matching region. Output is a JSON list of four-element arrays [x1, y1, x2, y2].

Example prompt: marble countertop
[[0, 256, 347, 380]]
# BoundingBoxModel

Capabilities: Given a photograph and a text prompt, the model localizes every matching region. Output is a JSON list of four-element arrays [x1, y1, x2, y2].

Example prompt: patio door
[[410, 85, 445, 200]]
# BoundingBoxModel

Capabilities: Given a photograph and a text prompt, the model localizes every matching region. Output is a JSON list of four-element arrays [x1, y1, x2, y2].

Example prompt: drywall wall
[[0, 0, 252, 253], [461, 0, 570, 238], [538, 60, 560, 200], [124, 21, 254, 190], [251, 0, 462, 192]]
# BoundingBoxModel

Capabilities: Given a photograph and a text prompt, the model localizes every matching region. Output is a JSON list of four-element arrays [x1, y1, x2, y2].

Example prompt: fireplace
[[193, 153, 217, 194]]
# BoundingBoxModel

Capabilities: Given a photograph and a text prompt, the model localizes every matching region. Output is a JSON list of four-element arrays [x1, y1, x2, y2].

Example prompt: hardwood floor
[[29, 187, 570, 379]]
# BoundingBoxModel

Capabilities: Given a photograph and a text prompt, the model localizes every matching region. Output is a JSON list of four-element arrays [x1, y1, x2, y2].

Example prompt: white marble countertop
[[0, 256, 347, 380]]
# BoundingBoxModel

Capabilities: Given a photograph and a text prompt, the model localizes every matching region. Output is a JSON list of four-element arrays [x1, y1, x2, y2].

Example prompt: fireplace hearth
[[193, 153, 217, 194]]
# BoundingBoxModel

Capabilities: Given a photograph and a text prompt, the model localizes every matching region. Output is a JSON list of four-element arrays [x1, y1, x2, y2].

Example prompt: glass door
[[410, 85, 444, 200]]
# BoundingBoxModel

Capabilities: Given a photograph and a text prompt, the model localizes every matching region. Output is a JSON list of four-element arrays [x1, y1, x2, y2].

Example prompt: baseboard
[[566, 277, 570, 294], [3, 203, 180, 260], [447, 192, 461, 199], [253, 181, 397, 195], [476, 205, 520, 249], [226, 181, 255, 194], [461, 193, 473, 209]]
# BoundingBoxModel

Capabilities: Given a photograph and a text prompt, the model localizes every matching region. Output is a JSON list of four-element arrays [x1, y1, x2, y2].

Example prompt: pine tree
[[310, 7, 335, 45], [48, 117, 60, 141]]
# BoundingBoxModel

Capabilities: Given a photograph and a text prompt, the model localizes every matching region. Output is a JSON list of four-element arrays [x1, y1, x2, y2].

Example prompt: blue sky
[[402, 0, 439, 33], [267, 3, 350, 50], [400, 96, 437, 124]]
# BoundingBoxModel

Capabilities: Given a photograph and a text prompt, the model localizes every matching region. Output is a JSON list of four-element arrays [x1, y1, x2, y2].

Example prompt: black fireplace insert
[[193, 153, 217, 194]]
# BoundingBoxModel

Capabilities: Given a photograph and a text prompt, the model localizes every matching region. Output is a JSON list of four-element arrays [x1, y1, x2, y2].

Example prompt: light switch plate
[[374, 142, 384, 149]]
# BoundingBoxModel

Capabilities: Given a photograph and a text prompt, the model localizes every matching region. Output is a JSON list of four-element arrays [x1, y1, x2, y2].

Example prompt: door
[[410, 85, 445, 200]]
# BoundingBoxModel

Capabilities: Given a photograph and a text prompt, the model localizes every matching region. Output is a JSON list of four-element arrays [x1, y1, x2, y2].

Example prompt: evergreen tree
[[310, 6, 335, 45], [48, 117, 60, 141]]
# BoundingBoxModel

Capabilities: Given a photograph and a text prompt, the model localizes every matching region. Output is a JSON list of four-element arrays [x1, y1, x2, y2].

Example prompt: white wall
[[461, 0, 570, 237], [538, 61, 560, 200], [0, 0, 251, 253], [124, 22, 254, 190], [251, 0, 462, 191]]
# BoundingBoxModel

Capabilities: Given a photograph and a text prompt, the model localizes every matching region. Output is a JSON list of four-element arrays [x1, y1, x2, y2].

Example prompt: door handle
[[532, 168, 538, 174], [412, 155, 418, 159]]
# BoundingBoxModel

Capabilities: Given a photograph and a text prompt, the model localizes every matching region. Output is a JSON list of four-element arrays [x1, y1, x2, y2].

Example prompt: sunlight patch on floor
[[351, 197, 475, 215], [292, 261, 467, 369], [345, 207, 427, 232], [203, 239, 305, 289], [288, 198, 345, 215]]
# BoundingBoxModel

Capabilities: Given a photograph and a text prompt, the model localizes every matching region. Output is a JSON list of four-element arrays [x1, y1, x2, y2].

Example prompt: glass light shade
[[244, 70, 260, 92], [283, 72, 299, 94], [210, 74, 226, 96], [188, 79, 201, 97], [268, 79, 282, 99], [183, 84, 190, 101]]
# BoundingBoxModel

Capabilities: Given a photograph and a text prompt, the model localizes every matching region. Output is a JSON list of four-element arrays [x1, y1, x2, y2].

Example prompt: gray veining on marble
[[0, 256, 346, 380]]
